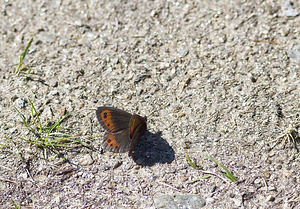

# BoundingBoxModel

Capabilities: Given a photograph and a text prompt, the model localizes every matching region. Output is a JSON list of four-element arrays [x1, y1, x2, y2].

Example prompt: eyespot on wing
[[103, 133, 120, 152], [96, 107, 132, 132]]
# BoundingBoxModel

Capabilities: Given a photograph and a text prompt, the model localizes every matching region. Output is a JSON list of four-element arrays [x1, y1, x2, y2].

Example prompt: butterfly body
[[96, 107, 147, 155]]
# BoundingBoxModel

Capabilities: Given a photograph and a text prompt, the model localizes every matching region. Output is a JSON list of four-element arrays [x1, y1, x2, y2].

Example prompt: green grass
[[11, 200, 21, 209], [14, 98, 86, 160], [15, 37, 33, 77], [185, 153, 238, 183], [205, 155, 238, 182], [0, 143, 7, 147]]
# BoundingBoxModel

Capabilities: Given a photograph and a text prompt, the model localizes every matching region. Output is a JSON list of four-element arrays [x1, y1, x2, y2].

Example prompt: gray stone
[[288, 44, 300, 64], [282, 0, 299, 17], [154, 194, 206, 209], [15, 98, 26, 108], [79, 154, 94, 166]]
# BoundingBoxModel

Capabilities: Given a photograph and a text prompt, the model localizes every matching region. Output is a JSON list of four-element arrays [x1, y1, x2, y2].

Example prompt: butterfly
[[96, 107, 147, 155]]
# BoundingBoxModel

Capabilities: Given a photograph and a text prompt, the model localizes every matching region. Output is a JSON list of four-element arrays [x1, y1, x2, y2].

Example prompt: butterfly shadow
[[131, 131, 175, 166]]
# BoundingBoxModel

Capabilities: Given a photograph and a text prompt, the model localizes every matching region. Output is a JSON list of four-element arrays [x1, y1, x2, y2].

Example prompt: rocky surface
[[0, 0, 299, 208]]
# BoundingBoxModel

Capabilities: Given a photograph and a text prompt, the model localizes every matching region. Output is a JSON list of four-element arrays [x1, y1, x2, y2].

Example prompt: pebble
[[0, 182, 6, 192], [179, 49, 189, 58], [267, 195, 275, 202], [34, 174, 48, 185], [254, 178, 261, 184], [210, 185, 217, 193], [113, 161, 123, 169], [288, 44, 300, 64], [50, 90, 59, 96], [15, 98, 26, 108], [268, 186, 277, 191], [282, 0, 299, 17], [232, 198, 242, 207], [134, 74, 149, 84], [154, 194, 206, 209], [79, 154, 94, 166]]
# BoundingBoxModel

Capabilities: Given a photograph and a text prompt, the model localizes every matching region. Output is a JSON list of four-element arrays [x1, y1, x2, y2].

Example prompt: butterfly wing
[[96, 107, 147, 154], [96, 107, 132, 133], [128, 115, 147, 155], [103, 131, 131, 153]]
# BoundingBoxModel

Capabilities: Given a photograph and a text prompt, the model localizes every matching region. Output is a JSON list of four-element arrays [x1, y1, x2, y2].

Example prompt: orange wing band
[[101, 110, 117, 132], [105, 134, 120, 152]]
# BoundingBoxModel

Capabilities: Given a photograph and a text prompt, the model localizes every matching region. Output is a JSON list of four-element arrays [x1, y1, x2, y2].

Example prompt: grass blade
[[205, 155, 238, 182], [11, 200, 21, 209], [28, 99, 42, 133], [14, 106, 39, 137], [19, 137, 43, 148], [185, 153, 201, 170], [15, 37, 33, 75], [188, 175, 211, 184], [45, 112, 71, 142]]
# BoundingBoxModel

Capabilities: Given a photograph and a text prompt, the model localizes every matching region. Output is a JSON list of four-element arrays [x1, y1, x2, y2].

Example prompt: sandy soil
[[0, 0, 299, 208]]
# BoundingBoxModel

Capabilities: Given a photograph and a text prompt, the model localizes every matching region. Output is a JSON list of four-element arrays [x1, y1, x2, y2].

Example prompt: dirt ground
[[0, 0, 299, 208]]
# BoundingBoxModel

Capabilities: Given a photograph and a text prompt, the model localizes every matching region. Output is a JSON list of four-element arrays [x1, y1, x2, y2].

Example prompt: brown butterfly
[[96, 107, 147, 155]]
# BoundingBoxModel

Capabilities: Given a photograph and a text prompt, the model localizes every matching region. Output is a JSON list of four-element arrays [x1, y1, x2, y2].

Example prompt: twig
[[262, 177, 268, 192], [251, 40, 280, 45], [0, 178, 17, 184], [200, 171, 229, 183], [158, 181, 182, 192], [182, 72, 198, 90]]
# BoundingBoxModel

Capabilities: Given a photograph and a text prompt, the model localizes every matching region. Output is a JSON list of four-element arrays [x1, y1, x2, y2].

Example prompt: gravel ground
[[0, 0, 299, 208]]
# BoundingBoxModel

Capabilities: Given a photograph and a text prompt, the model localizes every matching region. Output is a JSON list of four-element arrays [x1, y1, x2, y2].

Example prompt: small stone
[[113, 161, 122, 169], [154, 194, 206, 209], [166, 76, 172, 82], [183, 140, 192, 149], [268, 186, 277, 191], [178, 113, 185, 118], [134, 165, 141, 170], [91, 167, 98, 174], [251, 76, 257, 83], [34, 175, 48, 185], [82, 172, 89, 178], [282, 0, 299, 17], [180, 176, 188, 182], [134, 74, 150, 84], [50, 81, 58, 87], [101, 166, 110, 171], [288, 44, 300, 64], [50, 90, 59, 96], [210, 185, 217, 193], [219, 34, 227, 43], [232, 198, 242, 207], [43, 106, 53, 118], [79, 154, 94, 166], [267, 195, 275, 202], [59, 107, 66, 116], [254, 179, 261, 184], [264, 172, 271, 178], [15, 98, 26, 108], [206, 197, 214, 204], [179, 49, 189, 58], [112, 57, 119, 64], [19, 172, 28, 179]]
